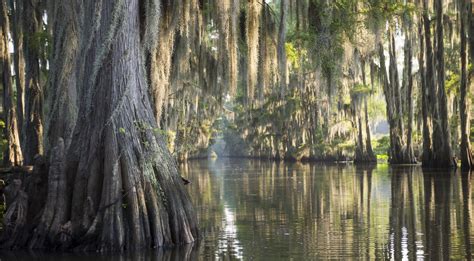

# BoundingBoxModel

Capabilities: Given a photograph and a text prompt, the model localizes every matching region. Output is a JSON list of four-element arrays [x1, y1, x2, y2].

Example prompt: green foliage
[[330, 0, 359, 41], [376, 154, 389, 162], [200, 119, 213, 137], [164, 130, 176, 152], [368, 98, 386, 119], [28, 30, 52, 60], [134, 120, 152, 132], [166, 0, 442, 162], [336, 141, 355, 152], [363, 0, 417, 33], [373, 136, 390, 157], [285, 42, 305, 69], [287, 29, 315, 44], [342, 94, 351, 106], [351, 84, 371, 95], [445, 71, 459, 95], [470, 118, 474, 142]]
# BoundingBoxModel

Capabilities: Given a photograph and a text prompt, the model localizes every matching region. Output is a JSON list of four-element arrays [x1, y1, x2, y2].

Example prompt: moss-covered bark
[[0, 0, 23, 166], [23, 0, 43, 165], [1, 0, 198, 251]]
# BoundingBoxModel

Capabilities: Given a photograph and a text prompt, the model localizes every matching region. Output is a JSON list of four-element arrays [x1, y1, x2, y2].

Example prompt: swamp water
[[2, 159, 473, 260]]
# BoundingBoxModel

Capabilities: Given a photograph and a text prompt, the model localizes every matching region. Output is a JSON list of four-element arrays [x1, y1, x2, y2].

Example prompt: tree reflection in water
[[183, 159, 474, 260], [1, 159, 473, 260]]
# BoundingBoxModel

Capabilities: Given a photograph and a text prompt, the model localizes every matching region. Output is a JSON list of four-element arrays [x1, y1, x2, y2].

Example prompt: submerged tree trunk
[[364, 98, 375, 161], [431, 0, 454, 168], [419, 0, 455, 168], [0, 0, 23, 166], [2, 0, 198, 251], [418, 12, 430, 165], [23, 0, 43, 164], [379, 33, 414, 164], [422, 0, 434, 166], [354, 58, 376, 164], [404, 30, 415, 163], [461, 0, 473, 169], [354, 111, 366, 163]]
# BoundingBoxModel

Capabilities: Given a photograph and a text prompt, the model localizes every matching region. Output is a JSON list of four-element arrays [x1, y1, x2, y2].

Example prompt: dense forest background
[[1, 0, 473, 169]]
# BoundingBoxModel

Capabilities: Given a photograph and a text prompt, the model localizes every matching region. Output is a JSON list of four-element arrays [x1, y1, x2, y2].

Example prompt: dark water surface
[[2, 159, 474, 260]]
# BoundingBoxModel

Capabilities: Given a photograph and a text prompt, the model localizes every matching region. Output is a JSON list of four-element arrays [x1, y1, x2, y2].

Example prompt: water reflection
[[0, 243, 200, 260], [182, 159, 474, 260], [1, 160, 474, 260]]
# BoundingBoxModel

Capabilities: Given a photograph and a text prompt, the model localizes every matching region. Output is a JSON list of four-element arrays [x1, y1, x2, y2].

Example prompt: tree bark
[[461, 0, 473, 169], [404, 30, 415, 163], [422, 0, 436, 166], [361, 58, 376, 162], [44, 0, 79, 152], [354, 112, 366, 163], [364, 98, 375, 161], [0, 0, 23, 166], [379, 32, 413, 164], [418, 11, 431, 166], [431, 0, 454, 168], [2, 0, 198, 251], [388, 34, 404, 163], [10, 0, 25, 141], [23, 0, 43, 165]]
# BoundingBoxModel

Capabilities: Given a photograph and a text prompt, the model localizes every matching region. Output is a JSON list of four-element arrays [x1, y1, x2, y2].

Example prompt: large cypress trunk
[[0, 0, 23, 166], [431, 0, 454, 168], [23, 0, 43, 165], [418, 0, 432, 166], [421, 0, 436, 167], [2, 0, 198, 251], [419, 0, 455, 168], [386, 36, 403, 164], [418, 9, 431, 165], [44, 0, 79, 152]]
